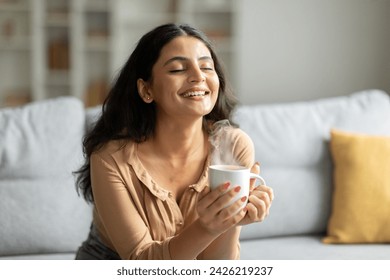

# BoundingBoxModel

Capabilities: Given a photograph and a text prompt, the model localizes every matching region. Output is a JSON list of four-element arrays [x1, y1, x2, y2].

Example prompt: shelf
[[46, 70, 70, 87], [118, 0, 177, 15], [0, 37, 30, 50], [0, 0, 237, 107], [83, 1, 108, 13], [84, 37, 108, 52], [120, 13, 176, 26], [192, 4, 233, 14], [0, 2, 29, 12], [45, 13, 69, 27]]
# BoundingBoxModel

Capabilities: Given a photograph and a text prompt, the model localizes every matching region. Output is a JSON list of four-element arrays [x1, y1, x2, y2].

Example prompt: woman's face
[[139, 36, 220, 121]]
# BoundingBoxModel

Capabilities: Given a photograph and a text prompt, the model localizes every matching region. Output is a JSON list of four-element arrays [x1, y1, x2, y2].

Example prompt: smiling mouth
[[181, 91, 210, 98]]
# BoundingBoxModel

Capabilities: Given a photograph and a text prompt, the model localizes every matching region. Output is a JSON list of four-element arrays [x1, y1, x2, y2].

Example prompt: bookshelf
[[73, 0, 111, 107], [0, 0, 237, 108], [0, 0, 32, 107], [179, 0, 237, 85]]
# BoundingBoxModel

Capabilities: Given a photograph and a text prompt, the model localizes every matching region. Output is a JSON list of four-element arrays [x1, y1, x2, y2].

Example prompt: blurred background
[[0, 0, 389, 108]]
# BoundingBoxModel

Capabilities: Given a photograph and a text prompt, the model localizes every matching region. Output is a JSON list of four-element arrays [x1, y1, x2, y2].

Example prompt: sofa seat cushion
[[240, 235, 390, 260], [0, 178, 91, 256], [0, 97, 91, 258], [0, 253, 75, 260], [233, 90, 390, 240]]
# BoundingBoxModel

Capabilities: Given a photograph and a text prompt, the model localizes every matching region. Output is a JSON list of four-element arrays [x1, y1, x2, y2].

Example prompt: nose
[[188, 65, 205, 83]]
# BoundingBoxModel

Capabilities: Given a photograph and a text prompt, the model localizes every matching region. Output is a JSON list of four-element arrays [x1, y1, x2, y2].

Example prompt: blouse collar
[[125, 142, 210, 201]]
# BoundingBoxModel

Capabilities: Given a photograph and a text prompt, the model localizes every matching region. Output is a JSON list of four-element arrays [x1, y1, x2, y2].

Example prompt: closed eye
[[169, 69, 185, 73]]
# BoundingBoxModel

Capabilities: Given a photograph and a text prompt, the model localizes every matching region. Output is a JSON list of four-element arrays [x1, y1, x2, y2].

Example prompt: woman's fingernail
[[222, 182, 230, 190], [241, 196, 247, 202], [234, 186, 241, 192]]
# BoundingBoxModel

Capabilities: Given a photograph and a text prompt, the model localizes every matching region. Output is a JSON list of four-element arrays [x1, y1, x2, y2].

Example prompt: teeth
[[182, 91, 207, 98]]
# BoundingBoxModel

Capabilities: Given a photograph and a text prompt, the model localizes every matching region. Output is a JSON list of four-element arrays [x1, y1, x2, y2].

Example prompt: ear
[[137, 78, 153, 103]]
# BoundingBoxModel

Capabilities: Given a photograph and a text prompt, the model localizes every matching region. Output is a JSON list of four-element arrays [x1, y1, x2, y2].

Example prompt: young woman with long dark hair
[[74, 23, 273, 260]]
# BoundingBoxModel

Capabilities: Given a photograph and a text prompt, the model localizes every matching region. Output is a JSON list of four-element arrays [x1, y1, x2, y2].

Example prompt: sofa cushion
[[0, 97, 84, 179], [240, 235, 390, 260], [0, 253, 75, 260], [323, 129, 390, 244], [0, 97, 92, 257], [85, 105, 102, 133], [0, 179, 91, 256], [234, 90, 390, 240]]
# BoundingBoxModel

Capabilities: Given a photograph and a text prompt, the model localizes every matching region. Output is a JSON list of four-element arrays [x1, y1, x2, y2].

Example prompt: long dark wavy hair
[[74, 23, 238, 203]]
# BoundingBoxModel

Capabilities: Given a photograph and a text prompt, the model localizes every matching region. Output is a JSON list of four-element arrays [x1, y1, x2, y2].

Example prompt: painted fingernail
[[234, 186, 241, 192], [241, 196, 247, 202], [222, 182, 230, 190]]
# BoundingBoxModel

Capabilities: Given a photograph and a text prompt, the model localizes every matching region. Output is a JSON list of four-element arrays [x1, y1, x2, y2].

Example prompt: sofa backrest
[[0, 97, 92, 257], [234, 90, 390, 240], [85, 91, 390, 241], [3, 91, 388, 255]]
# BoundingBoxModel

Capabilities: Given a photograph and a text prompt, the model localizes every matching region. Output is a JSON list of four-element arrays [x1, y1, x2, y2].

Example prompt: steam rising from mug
[[208, 120, 266, 209], [209, 120, 239, 166]]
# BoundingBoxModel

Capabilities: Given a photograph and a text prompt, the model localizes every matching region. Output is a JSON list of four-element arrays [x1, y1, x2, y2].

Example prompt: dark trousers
[[75, 223, 121, 260]]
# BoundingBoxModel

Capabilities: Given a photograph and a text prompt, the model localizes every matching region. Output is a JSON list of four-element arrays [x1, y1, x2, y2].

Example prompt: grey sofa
[[1, 89, 389, 260]]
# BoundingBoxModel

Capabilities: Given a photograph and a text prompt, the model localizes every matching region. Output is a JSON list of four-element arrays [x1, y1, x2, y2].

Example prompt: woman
[[75, 23, 273, 260]]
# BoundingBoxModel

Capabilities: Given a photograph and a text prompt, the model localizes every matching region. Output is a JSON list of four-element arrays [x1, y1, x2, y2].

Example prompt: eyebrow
[[163, 56, 213, 66]]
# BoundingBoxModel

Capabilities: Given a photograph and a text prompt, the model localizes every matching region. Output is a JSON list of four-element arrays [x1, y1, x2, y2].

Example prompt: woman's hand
[[197, 183, 247, 236], [239, 162, 274, 225]]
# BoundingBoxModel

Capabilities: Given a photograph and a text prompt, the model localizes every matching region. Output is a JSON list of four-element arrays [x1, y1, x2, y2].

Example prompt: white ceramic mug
[[208, 164, 266, 208]]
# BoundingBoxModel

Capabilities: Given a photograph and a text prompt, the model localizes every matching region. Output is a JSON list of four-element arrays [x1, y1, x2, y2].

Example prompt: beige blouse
[[90, 128, 255, 260]]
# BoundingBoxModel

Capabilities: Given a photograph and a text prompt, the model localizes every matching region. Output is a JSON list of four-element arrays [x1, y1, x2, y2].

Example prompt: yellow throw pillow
[[323, 129, 390, 244]]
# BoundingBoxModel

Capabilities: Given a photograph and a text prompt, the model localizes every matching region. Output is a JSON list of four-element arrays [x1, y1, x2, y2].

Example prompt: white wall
[[235, 0, 390, 104]]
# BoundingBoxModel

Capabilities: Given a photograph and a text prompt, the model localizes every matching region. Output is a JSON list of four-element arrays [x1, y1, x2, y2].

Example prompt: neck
[[151, 118, 207, 161]]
